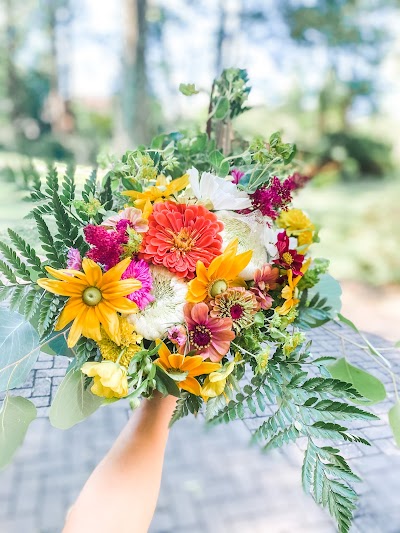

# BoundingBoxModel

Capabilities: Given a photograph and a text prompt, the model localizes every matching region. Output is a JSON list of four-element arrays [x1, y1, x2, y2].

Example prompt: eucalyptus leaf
[[388, 400, 400, 447], [0, 396, 37, 469], [0, 308, 40, 392], [308, 274, 342, 317], [326, 357, 386, 405], [49, 370, 103, 430], [179, 83, 199, 96]]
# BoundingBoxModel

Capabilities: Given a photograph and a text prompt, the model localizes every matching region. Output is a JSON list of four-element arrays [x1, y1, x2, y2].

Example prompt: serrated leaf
[[388, 400, 400, 447], [0, 396, 37, 469], [49, 370, 103, 429], [179, 83, 199, 96], [326, 357, 386, 405], [0, 308, 40, 391]]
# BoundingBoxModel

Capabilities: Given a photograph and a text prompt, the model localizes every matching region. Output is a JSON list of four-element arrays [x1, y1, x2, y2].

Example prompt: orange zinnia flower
[[155, 341, 220, 396], [37, 258, 141, 347], [140, 201, 224, 279], [186, 239, 252, 303]]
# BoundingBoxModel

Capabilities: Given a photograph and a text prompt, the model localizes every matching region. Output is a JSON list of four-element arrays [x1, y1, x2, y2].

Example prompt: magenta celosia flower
[[250, 176, 296, 219], [102, 207, 148, 233], [84, 224, 129, 270], [286, 172, 311, 191], [167, 325, 187, 347], [273, 231, 304, 276], [122, 259, 154, 310], [184, 302, 235, 362], [250, 264, 280, 310], [231, 169, 245, 185], [66, 248, 82, 270]]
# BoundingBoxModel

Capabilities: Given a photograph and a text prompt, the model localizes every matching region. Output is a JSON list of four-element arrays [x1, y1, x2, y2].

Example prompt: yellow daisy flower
[[37, 257, 141, 348], [186, 239, 252, 303], [276, 258, 311, 316], [123, 174, 189, 216], [155, 341, 220, 396]]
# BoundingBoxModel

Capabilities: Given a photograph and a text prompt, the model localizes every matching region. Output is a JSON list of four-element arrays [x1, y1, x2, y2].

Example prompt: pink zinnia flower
[[140, 202, 224, 279], [184, 302, 235, 362], [251, 264, 280, 310], [66, 248, 82, 270], [102, 207, 148, 233], [167, 325, 187, 347], [231, 169, 245, 185], [273, 231, 304, 276], [122, 259, 154, 310]]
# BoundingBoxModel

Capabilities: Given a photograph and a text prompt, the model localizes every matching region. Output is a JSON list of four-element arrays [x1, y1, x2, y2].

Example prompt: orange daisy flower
[[155, 341, 220, 396]]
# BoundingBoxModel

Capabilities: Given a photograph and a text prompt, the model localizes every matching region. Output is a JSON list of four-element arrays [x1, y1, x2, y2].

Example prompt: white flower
[[127, 266, 187, 340], [216, 210, 280, 280], [187, 167, 251, 211]]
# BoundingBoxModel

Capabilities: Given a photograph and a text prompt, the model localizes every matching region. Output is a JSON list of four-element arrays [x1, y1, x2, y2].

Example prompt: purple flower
[[66, 248, 82, 270], [122, 259, 155, 310], [231, 169, 245, 185]]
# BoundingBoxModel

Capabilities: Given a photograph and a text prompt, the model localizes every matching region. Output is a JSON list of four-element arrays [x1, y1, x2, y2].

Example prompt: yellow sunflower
[[155, 341, 220, 396], [37, 257, 141, 347], [186, 239, 252, 303], [123, 174, 189, 217]]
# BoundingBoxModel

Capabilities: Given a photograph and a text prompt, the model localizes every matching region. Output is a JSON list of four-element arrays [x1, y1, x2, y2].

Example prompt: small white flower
[[187, 167, 251, 211], [127, 266, 187, 340], [217, 210, 279, 280]]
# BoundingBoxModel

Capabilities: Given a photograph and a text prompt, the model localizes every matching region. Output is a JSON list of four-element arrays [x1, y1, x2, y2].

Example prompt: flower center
[[282, 252, 293, 265], [209, 279, 228, 297], [190, 325, 212, 349], [230, 304, 244, 320], [171, 228, 195, 253], [82, 286, 102, 306]]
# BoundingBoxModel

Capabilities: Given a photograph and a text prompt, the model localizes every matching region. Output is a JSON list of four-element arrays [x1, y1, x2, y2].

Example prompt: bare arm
[[63, 393, 177, 533]]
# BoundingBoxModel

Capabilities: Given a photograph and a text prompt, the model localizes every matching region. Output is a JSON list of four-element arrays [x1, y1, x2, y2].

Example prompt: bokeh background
[[0, 2, 400, 532], [1, 0, 400, 340]]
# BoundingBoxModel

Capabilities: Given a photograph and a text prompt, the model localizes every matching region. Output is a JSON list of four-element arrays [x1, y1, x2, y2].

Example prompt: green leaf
[[214, 96, 230, 120], [337, 313, 359, 333], [388, 400, 400, 447], [49, 370, 103, 429], [0, 308, 40, 391], [0, 396, 37, 469], [326, 357, 386, 405], [155, 366, 181, 397], [308, 274, 342, 318], [179, 83, 199, 96], [209, 150, 230, 176]]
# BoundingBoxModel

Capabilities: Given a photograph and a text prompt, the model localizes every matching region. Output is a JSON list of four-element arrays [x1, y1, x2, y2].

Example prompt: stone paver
[[0, 323, 400, 533]]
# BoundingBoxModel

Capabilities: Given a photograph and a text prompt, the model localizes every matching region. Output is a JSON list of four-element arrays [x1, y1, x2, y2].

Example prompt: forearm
[[63, 393, 177, 533]]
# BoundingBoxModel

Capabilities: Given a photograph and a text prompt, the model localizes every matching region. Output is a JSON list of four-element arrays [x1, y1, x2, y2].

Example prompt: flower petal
[[37, 278, 83, 297], [108, 297, 138, 314], [102, 257, 132, 285], [180, 376, 201, 396]]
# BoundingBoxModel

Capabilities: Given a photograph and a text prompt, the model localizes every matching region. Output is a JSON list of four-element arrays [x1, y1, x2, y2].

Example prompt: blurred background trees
[[0, 0, 399, 295]]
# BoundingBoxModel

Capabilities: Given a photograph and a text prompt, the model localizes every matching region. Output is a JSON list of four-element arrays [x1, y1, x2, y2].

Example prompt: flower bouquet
[[0, 69, 397, 533]]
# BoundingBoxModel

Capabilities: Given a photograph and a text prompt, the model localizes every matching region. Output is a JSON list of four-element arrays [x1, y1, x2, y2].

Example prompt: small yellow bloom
[[81, 361, 128, 399], [278, 209, 314, 248], [201, 360, 235, 400], [98, 317, 142, 368], [123, 174, 189, 216], [187, 239, 252, 303], [276, 259, 311, 316]]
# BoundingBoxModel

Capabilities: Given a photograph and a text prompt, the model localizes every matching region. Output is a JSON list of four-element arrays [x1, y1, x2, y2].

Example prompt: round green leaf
[[388, 400, 400, 447], [49, 370, 103, 430], [0, 308, 40, 392], [0, 396, 37, 469], [214, 96, 230, 120], [326, 357, 386, 405]]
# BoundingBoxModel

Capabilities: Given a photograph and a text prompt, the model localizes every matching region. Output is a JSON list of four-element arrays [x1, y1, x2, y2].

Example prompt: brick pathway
[[0, 323, 399, 533]]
